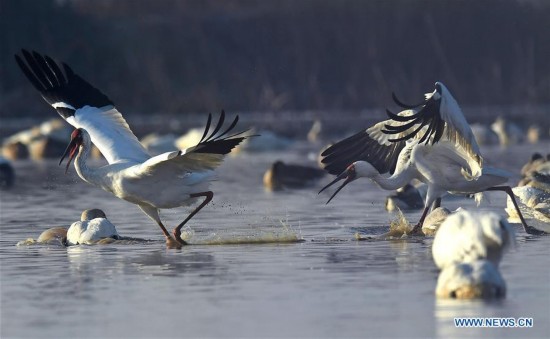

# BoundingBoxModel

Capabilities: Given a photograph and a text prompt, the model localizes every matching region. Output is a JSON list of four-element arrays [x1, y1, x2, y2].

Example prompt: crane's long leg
[[172, 191, 214, 245], [138, 204, 174, 239], [410, 205, 430, 234], [160, 220, 186, 248], [485, 186, 546, 235], [411, 188, 440, 235], [431, 197, 442, 211], [410, 198, 442, 234], [156, 221, 171, 238]]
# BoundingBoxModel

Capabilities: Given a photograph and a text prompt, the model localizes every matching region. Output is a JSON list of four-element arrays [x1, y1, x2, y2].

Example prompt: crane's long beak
[[59, 137, 79, 174], [318, 168, 356, 204]]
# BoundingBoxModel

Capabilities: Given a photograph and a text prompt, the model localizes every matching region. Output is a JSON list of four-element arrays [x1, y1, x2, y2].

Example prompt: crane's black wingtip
[[15, 50, 115, 114], [14, 50, 30, 65], [392, 91, 424, 109]]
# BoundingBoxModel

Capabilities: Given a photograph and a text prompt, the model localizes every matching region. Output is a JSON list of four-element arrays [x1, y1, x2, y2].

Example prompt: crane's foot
[[408, 223, 424, 236], [172, 229, 188, 246], [165, 235, 185, 249], [524, 225, 547, 236]]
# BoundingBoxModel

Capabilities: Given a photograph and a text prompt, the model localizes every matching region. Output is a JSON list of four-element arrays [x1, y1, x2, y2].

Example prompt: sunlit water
[[1, 141, 549, 338]]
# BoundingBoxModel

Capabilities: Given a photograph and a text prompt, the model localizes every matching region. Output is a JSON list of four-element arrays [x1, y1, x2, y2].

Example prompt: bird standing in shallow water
[[319, 82, 542, 235], [15, 50, 250, 247], [319, 141, 540, 235]]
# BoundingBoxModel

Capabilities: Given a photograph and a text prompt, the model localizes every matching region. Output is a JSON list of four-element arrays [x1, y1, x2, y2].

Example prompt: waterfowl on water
[[66, 209, 119, 245], [0, 156, 15, 189], [432, 210, 515, 270], [436, 260, 506, 299], [264, 160, 325, 191]]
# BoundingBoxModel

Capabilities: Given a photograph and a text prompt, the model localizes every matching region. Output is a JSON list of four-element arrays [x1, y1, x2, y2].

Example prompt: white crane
[[321, 82, 482, 179], [16, 50, 250, 247], [319, 142, 541, 235], [319, 82, 543, 235]]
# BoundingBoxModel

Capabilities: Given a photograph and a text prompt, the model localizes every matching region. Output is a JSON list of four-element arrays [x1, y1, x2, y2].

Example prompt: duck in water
[[66, 209, 120, 245]]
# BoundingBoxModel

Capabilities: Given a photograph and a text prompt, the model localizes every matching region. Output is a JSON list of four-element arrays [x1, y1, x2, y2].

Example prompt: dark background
[[1, 0, 549, 120]]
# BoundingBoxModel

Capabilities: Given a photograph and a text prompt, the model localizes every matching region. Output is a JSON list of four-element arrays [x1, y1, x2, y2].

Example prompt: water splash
[[17, 221, 304, 247], [354, 209, 413, 241], [182, 220, 304, 245]]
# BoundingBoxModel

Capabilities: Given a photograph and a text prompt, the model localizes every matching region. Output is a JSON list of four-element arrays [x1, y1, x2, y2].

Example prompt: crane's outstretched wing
[[382, 82, 482, 174], [320, 120, 407, 176], [135, 111, 248, 175], [15, 50, 150, 164]]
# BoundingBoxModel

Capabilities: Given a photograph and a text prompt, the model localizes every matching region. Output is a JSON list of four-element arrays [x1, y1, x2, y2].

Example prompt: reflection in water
[[65, 245, 206, 276], [390, 239, 435, 272], [122, 251, 220, 277], [65, 244, 229, 283]]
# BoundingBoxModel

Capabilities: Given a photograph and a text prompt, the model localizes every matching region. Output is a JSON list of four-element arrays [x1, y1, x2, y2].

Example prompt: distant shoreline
[[1, 104, 548, 141]]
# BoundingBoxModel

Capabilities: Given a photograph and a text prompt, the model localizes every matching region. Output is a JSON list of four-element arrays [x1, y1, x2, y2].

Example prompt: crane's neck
[[370, 170, 414, 190], [74, 139, 102, 187]]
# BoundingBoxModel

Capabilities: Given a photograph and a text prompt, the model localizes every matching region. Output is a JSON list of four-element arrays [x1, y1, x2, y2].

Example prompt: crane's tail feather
[[192, 111, 253, 155]]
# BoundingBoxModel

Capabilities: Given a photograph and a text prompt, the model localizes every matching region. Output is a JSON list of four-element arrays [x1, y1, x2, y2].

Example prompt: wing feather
[[15, 50, 113, 117], [417, 142, 481, 181], [321, 83, 482, 178], [67, 106, 150, 163], [320, 123, 406, 176], [15, 50, 149, 163], [135, 112, 248, 175], [382, 82, 483, 176]]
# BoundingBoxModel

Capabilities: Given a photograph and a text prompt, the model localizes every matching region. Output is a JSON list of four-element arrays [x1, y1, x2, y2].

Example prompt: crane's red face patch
[[70, 129, 82, 139], [59, 129, 84, 174]]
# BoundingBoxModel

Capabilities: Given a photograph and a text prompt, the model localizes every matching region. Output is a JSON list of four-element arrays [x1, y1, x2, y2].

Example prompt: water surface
[[1, 141, 549, 338]]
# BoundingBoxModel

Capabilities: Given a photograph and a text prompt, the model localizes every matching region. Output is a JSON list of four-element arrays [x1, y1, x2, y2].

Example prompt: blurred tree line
[[1, 0, 549, 118]]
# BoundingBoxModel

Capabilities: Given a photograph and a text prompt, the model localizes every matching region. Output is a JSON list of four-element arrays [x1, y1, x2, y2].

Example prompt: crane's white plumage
[[385, 82, 482, 173], [319, 140, 529, 233], [429, 83, 481, 166], [66, 106, 150, 164], [15, 50, 250, 246], [435, 260, 506, 299], [321, 82, 482, 179], [432, 210, 515, 269], [137, 147, 225, 174], [320, 82, 543, 235]]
